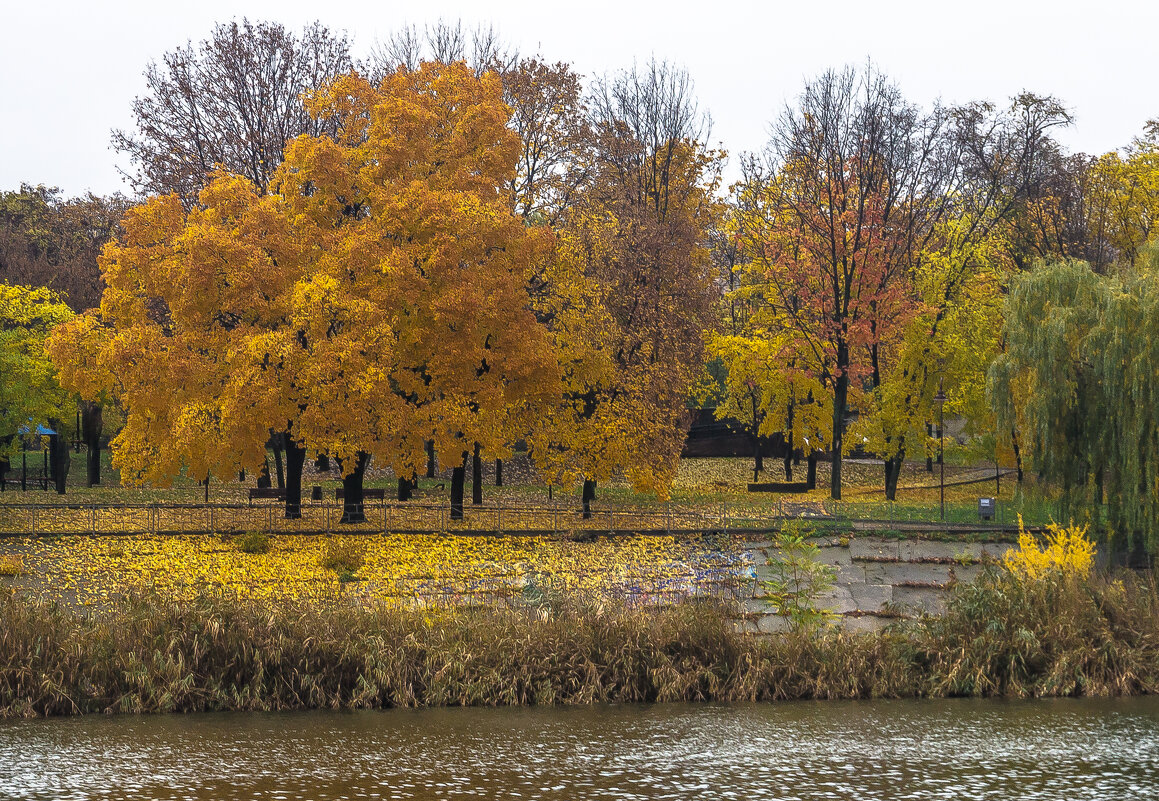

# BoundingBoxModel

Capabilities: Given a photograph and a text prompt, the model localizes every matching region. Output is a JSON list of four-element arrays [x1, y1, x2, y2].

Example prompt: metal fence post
[[31, 505, 36, 536], [386, 504, 391, 535]]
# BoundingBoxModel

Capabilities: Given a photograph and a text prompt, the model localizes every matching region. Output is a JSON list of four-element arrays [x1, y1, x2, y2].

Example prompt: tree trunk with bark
[[314, 454, 330, 472], [830, 365, 849, 500], [426, 440, 436, 478], [80, 401, 102, 487], [806, 451, 818, 490], [284, 438, 306, 519], [884, 449, 905, 501], [257, 458, 272, 489], [270, 432, 285, 489], [47, 427, 69, 495], [450, 451, 467, 521], [495, 458, 503, 487], [397, 475, 414, 502], [338, 451, 370, 524], [582, 478, 596, 519], [472, 443, 483, 505], [1011, 427, 1024, 482]]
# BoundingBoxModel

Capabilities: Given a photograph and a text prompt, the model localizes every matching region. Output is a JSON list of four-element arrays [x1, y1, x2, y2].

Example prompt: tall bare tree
[[113, 19, 352, 201]]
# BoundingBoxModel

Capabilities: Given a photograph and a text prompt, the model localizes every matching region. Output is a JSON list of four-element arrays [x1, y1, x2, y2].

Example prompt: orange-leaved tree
[[50, 60, 561, 523]]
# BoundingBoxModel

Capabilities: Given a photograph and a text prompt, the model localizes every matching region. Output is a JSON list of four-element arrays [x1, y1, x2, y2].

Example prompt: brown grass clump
[[0, 556, 22, 577]]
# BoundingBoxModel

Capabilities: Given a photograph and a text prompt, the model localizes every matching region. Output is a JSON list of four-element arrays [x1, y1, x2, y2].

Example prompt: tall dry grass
[[2, 568, 1157, 717]]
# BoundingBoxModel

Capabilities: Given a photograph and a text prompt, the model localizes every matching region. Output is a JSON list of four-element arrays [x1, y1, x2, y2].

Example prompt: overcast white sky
[[3, 0, 1157, 198]]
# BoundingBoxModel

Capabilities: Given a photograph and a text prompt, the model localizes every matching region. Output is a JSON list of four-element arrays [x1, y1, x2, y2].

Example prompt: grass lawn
[[0, 446, 1060, 530]]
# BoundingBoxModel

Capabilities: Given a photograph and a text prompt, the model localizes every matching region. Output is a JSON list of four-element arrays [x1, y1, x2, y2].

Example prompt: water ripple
[[2, 698, 1158, 800]]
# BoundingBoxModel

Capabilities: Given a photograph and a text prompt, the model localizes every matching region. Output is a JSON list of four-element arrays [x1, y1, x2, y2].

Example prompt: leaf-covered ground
[[0, 532, 757, 609]]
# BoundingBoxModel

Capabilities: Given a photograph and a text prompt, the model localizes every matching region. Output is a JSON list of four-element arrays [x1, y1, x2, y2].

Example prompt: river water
[[2, 698, 1158, 800]]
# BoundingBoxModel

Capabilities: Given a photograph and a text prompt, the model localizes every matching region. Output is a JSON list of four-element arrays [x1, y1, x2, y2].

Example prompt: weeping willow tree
[[989, 254, 1159, 553]]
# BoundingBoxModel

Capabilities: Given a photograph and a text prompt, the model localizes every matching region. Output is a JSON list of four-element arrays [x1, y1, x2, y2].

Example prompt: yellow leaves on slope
[[10, 533, 753, 607]]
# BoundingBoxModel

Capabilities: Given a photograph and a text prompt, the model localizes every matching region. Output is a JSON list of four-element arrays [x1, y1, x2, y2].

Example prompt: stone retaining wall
[[739, 536, 1017, 633]]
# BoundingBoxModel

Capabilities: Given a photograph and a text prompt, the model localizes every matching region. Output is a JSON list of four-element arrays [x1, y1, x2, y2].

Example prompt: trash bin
[[978, 497, 995, 521]]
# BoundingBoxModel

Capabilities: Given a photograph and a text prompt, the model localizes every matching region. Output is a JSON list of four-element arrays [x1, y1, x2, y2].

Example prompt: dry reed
[[1, 568, 1156, 717]]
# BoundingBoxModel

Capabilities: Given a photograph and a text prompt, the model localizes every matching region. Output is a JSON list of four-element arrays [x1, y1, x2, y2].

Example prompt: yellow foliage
[[7, 533, 753, 607], [1004, 515, 1095, 580]]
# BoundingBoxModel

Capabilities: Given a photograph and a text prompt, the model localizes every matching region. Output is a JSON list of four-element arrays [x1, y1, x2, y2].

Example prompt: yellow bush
[[1004, 516, 1095, 579], [0, 556, 22, 577]]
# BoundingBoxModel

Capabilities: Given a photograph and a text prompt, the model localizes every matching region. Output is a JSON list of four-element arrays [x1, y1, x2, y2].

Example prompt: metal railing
[[0, 499, 752, 537], [0, 496, 1029, 537]]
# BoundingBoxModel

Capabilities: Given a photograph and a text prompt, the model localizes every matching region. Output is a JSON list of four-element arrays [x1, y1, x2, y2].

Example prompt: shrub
[[1005, 516, 1095, 579], [235, 532, 272, 555], [0, 556, 22, 577], [760, 519, 836, 631], [320, 539, 365, 574]]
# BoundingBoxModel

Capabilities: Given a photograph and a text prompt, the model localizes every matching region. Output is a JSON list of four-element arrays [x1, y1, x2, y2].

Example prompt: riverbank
[[2, 566, 1156, 717]]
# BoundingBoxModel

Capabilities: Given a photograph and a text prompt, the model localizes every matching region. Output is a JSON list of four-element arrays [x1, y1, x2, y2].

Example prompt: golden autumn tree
[[530, 60, 723, 515], [50, 61, 561, 522], [47, 178, 299, 504]]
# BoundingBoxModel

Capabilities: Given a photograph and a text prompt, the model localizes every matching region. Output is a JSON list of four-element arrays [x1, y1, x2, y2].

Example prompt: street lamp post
[[934, 382, 947, 521]]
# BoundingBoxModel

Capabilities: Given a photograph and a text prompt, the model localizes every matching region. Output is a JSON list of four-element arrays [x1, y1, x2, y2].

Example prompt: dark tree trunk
[[398, 475, 414, 502], [806, 451, 818, 490], [314, 454, 330, 472], [257, 458, 272, 489], [495, 458, 503, 487], [450, 451, 467, 521], [271, 433, 286, 490], [472, 442, 483, 505], [752, 431, 763, 482], [1011, 427, 1024, 483], [238, 470, 246, 482], [783, 431, 793, 481], [831, 365, 849, 500], [582, 478, 596, 520], [426, 440, 436, 478], [926, 423, 935, 472], [884, 449, 905, 501], [338, 451, 370, 524], [284, 438, 306, 519], [48, 429, 69, 495], [203, 476, 209, 503], [80, 401, 102, 487]]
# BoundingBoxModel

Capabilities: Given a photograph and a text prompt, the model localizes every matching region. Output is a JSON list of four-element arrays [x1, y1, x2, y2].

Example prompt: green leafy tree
[[0, 284, 74, 491]]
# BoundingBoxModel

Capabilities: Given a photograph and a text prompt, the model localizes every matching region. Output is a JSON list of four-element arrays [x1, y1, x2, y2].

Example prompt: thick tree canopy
[[0, 186, 128, 311], [990, 253, 1159, 552], [0, 284, 74, 461], [50, 61, 560, 500]]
